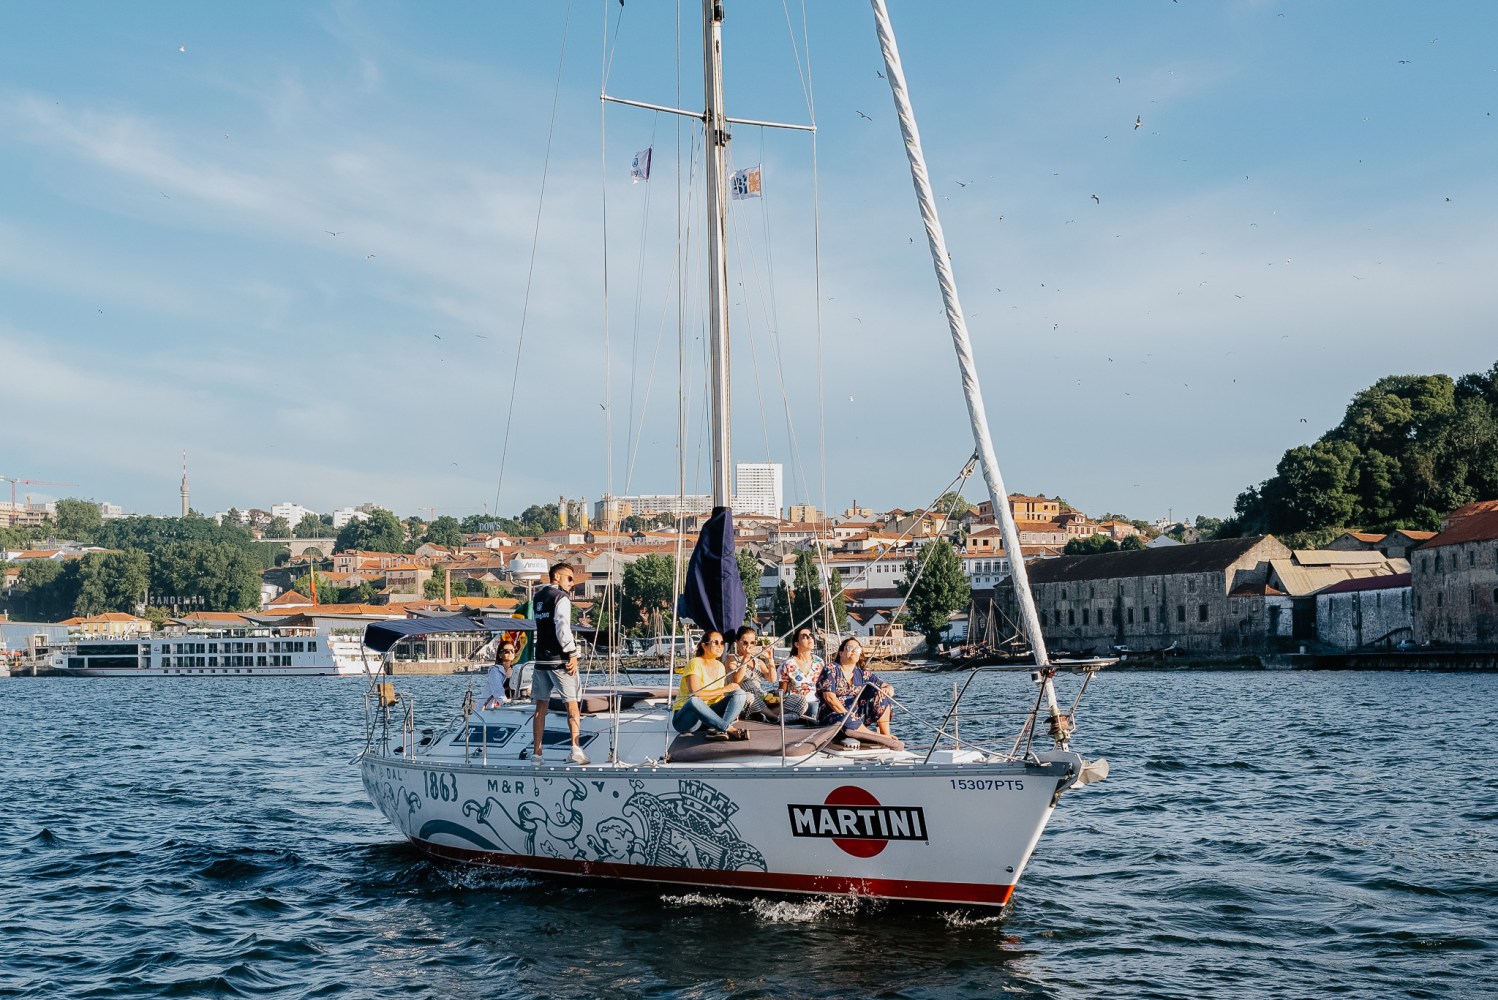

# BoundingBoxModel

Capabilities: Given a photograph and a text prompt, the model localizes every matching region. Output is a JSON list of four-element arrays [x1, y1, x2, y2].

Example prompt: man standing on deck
[[530, 562, 589, 765]]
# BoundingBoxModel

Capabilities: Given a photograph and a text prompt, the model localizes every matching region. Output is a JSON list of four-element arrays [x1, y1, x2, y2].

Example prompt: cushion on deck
[[834, 729, 905, 752], [548, 685, 670, 715], [666, 719, 842, 762]]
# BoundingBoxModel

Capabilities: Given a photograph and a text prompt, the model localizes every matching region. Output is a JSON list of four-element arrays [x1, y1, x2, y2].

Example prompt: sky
[[2, 1, 1495, 526]]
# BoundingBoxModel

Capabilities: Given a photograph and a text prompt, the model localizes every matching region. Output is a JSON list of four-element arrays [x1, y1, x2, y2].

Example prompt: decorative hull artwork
[[361, 756, 1073, 907]]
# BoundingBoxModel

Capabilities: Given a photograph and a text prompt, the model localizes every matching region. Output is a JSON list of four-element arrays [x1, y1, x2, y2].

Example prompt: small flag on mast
[[631, 146, 652, 183], [730, 164, 762, 199]]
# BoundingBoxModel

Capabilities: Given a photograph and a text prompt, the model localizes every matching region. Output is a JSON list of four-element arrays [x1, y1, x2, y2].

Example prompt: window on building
[[1198, 603, 1209, 622], [1054, 609, 1062, 626], [1470, 550, 1476, 567], [1177, 605, 1186, 623], [1437, 592, 1443, 607], [1082, 609, 1090, 625], [1068, 609, 1075, 625], [1143, 607, 1151, 623], [1089, 585, 1095, 598], [1435, 554, 1442, 572], [1127, 608, 1135, 624], [1492, 588, 1498, 605]]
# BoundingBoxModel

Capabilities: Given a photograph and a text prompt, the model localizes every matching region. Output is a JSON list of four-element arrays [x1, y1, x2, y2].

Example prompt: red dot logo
[[824, 785, 887, 857]]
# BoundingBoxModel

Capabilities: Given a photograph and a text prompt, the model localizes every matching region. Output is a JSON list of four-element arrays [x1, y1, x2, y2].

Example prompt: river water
[[2, 669, 1493, 999]]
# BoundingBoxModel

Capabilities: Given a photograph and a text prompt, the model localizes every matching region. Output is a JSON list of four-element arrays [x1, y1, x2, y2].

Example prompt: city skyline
[[3, 3, 1494, 522]]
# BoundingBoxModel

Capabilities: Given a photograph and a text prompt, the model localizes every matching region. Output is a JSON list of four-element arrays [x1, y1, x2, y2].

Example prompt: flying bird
[[876, 69, 885, 79], [179, 44, 186, 53], [1091, 194, 1100, 204], [1134, 115, 1142, 129], [326, 231, 342, 236], [856, 110, 872, 120]]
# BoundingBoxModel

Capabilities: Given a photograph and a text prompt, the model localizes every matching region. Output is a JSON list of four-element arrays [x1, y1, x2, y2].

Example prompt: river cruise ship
[[52, 625, 367, 677]]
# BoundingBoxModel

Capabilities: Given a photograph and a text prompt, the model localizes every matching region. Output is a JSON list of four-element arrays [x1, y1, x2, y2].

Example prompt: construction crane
[[0, 476, 81, 512]]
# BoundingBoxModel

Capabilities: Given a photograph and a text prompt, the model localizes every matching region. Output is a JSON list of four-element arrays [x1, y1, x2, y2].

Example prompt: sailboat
[[357, 0, 1108, 909]]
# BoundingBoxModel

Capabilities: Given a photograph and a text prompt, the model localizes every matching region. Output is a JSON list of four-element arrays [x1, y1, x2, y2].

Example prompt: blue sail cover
[[362, 615, 534, 654], [679, 505, 745, 635]]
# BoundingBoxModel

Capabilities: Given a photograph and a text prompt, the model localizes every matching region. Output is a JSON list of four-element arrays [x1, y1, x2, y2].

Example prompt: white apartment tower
[[733, 462, 783, 518]]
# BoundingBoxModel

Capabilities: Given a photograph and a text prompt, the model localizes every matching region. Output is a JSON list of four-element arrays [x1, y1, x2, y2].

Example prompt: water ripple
[[2, 671, 1496, 998]]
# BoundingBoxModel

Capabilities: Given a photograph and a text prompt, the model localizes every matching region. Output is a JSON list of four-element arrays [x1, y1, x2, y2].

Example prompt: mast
[[868, 0, 1050, 670], [702, 0, 732, 508]]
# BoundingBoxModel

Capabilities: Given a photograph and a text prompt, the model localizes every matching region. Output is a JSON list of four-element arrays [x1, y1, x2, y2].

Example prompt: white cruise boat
[[52, 625, 367, 677]]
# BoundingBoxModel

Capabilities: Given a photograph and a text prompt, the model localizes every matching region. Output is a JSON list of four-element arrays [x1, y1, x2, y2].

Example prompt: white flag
[[729, 164, 762, 200], [631, 146, 652, 183]]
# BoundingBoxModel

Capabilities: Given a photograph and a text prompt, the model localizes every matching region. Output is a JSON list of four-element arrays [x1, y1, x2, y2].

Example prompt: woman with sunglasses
[[671, 631, 750, 741], [816, 636, 896, 741], [481, 640, 519, 709], [777, 627, 825, 723], [727, 624, 778, 722]]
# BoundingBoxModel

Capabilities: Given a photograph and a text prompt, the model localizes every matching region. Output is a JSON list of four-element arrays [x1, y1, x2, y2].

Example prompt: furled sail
[[679, 505, 745, 636]]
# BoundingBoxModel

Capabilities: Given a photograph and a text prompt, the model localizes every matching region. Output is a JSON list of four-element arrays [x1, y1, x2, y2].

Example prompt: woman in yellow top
[[672, 631, 750, 741]]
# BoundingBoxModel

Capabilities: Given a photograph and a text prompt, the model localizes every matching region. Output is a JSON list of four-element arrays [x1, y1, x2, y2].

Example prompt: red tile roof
[[1423, 501, 1498, 549]]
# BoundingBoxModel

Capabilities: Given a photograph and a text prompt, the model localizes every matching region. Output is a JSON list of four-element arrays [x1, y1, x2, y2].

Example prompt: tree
[[517, 504, 562, 534], [335, 508, 406, 553], [736, 553, 762, 625], [932, 491, 974, 516], [53, 498, 103, 543], [13, 559, 79, 620], [1232, 362, 1498, 536], [1119, 534, 1146, 551], [898, 539, 970, 649], [1064, 534, 1119, 556], [827, 568, 849, 632], [73, 550, 149, 616], [621, 553, 677, 632], [771, 582, 794, 637], [789, 550, 826, 633], [293, 513, 324, 538], [149, 540, 262, 610], [425, 515, 463, 548], [265, 516, 291, 538]]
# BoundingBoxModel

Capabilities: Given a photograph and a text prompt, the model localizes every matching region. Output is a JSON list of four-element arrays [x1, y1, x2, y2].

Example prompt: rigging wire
[[491, 1, 576, 521]]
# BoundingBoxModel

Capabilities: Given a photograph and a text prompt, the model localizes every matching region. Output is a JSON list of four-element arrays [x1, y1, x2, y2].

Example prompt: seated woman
[[726, 625, 778, 721], [672, 631, 750, 741], [777, 627, 825, 723], [816, 636, 895, 741], [480, 641, 519, 709]]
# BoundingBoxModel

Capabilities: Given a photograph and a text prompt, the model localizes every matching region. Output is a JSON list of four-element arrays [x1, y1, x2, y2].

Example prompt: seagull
[[179, 44, 186, 53], [1091, 194, 1100, 204], [856, 110, 872, 120], [325, 231, 342, 237], [1134, 115, 1142, 129], [433, 334, 442, 340], [956, 180, 968, 187], [876, 69, 885, 79], [1398, 59, 1411, 65]]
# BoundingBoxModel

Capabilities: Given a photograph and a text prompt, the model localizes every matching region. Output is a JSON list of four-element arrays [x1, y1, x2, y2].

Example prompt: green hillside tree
[[898, 539, 970, 649]]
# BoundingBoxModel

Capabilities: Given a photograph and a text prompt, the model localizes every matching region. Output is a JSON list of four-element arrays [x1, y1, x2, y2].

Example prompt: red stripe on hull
[[415, 838, 1015, 908]]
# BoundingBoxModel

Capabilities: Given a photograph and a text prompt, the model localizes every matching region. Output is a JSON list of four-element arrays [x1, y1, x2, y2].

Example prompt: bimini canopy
[[362, 615, 534, 654]]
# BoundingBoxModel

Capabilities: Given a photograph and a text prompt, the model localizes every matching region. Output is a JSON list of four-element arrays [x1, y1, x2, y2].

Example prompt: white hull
[[360, 700, 1086, 908]]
